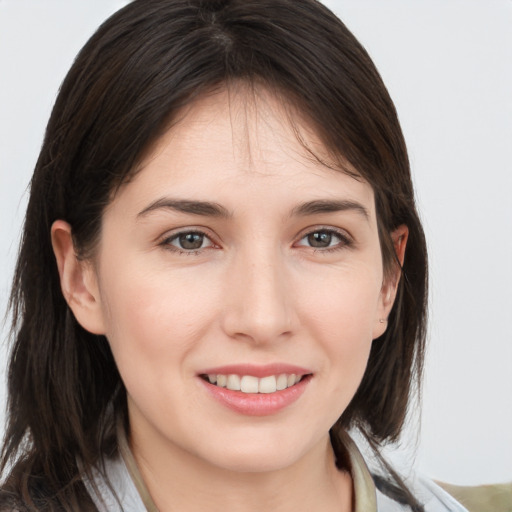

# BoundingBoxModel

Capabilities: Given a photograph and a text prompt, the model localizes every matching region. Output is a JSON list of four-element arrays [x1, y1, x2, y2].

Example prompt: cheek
[[295, 265, 381, 397], [297, 262, 383, 341], [97, 269, 221, 430], [97, 263, 220, 376]]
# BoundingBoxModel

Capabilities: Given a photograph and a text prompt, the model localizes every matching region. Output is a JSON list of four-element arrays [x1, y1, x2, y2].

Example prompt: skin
[[52, 87, 407, 512]]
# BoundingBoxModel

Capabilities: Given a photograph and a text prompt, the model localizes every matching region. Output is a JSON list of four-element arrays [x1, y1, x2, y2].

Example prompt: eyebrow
[[291, 199, 370, 221], [137, 197, 369, 221], [137, 198, 231, 219]]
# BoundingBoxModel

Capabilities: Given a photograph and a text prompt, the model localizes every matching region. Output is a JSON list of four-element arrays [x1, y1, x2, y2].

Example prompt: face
[[61, 88, 399, 474]]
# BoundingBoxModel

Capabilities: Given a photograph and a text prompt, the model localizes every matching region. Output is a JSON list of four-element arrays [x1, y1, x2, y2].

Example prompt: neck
[[129, 423, 352, 512]]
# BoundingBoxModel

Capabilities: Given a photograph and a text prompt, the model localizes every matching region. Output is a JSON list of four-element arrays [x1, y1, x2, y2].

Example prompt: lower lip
[[200, 376, 311, 416]]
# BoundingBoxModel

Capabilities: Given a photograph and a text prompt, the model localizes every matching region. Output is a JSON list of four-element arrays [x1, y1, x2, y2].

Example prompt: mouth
[[198, 366, 312, 415], [200, 373, 309, 394]]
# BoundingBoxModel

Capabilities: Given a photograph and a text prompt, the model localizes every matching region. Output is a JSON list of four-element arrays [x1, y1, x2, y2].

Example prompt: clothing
[[83, 429, 469, 512], [436, 481, 512, 512]]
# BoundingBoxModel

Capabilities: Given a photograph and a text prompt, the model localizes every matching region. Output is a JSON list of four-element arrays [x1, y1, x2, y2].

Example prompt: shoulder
[[436, 481, 512, 512], [376, 475, 470, 512], [337, 432, 469, 512]]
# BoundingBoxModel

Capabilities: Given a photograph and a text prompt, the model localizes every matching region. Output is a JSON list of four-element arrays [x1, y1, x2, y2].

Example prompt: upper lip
[[198, 363, 312, 378]]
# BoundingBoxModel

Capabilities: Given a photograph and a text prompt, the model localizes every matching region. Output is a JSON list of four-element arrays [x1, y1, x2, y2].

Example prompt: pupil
[[179, 233, 203, 249], [308, 231, 331, 247]]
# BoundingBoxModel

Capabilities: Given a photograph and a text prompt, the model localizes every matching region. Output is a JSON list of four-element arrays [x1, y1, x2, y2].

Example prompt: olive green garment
[[438, 481, 512, 512]]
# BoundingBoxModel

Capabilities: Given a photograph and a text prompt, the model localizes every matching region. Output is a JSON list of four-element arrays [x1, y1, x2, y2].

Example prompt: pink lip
[[198, 363, 311, 378], [198, 364, 312, 416]]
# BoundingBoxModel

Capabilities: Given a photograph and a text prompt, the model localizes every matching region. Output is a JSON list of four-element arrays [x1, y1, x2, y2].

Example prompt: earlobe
[[373, 224, 409, 339], [51, 220, 106, 335]]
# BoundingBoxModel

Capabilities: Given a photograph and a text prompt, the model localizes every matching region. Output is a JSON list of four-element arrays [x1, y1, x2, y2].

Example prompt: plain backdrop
[[1, 0, 511, 486]]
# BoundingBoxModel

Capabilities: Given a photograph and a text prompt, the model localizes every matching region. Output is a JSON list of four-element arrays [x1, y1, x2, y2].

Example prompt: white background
[[1, 0, 511, 485]]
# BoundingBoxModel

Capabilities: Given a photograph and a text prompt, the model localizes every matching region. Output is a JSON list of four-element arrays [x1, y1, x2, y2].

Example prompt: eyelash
[[160, 230, 216, 255], [295, 227, 353, 253], [159, 227, 353, 255]]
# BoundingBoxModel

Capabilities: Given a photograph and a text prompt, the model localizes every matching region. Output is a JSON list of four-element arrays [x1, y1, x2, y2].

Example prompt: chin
[[211, 450, 301, 474], [194, 430, 319, 474]]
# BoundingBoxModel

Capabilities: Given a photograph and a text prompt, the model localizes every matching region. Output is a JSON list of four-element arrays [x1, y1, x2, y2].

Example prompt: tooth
[[276, 374, 288, 391], [240, 375, 259, 393], [226, 374, 241, 391], [287, 374, 296, 387], [294, 374, 302, 384], [217, 374, 227, 387], [259, 375, 277, 393], [208, 374, 217, 384]]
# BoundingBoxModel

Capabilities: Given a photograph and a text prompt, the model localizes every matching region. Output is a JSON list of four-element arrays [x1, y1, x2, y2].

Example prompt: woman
[[0, 0, 468, 510]]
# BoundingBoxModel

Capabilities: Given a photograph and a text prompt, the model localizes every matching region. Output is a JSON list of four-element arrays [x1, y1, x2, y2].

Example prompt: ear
[[373, 224, 409, 339], [51, 220, 106, 335]]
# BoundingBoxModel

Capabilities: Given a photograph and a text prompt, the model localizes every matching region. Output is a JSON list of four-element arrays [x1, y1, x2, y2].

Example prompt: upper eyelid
[[160, 230, 218, 254], [158, 226, 217, 243], [295, 225, 353, 242], [293, 228, 354, 253]]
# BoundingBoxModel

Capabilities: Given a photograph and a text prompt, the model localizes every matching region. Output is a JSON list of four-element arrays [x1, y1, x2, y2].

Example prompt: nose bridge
[[223, 242, 293, 343]]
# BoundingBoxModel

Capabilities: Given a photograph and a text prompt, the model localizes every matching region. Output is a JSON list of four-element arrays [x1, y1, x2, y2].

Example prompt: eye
[[296, 229, 351, 250], [164, 231, 214, 252]]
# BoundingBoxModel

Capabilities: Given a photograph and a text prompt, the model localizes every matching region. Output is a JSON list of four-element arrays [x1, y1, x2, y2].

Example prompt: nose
[[221, 248, 295, 345]]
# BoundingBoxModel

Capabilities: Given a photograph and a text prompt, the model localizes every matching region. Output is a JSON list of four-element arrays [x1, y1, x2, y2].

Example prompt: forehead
[[116, 86, 375, 217]]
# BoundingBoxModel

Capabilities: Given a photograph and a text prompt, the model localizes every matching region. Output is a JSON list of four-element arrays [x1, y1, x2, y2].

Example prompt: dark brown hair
[[1, 0, 427, 510]]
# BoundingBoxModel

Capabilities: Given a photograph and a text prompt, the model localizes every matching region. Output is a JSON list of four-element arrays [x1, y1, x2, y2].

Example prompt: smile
[[202, 373, 305, 394]]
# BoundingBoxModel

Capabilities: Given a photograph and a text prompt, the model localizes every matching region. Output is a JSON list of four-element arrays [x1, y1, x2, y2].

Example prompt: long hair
[[1, 0, 427, 510]]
